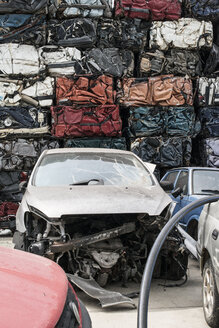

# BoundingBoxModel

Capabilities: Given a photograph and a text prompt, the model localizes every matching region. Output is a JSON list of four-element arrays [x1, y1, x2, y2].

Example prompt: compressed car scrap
[[96, 18, 149, 51], [64, 137, 127, 150], [129, 106, 197, 137], [149, 18, 213, 50], [52, 0, 113, 18], [184, 0, 219, 19], [139, 49, 202, 77], [118, 75, 193, 107], [51, 105, 122, 138], [201, 138, 219, 168], [0, 0, 48, 13], [0, 14, 46, 46], [196, 77, 219, 168], [198, 107, 219, 138], [132, 136, 192, 167]]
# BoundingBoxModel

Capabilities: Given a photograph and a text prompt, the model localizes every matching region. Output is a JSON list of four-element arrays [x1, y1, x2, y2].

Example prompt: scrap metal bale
[[56, 75, 116, 105], [198, 107, 219, 138], [197, 77, 219, 107], [0, 171, 23, 202], [118, 76, 193, 107], [0, 77, 54, 107], [184, 0, 219, 19], [51, 105, 122, 137], [0, 14, 46, 46], [132, 136, 192, 167], [50, 0, 113, 18], [0, 138, 60, 171], [77, 48, 134, 77], [129, 106, 164, 137], [149, 18, 213, 50], [201, 138, 219, 167], [97, 19, 149, 52], [0, 106, 50, 137], [0, 44, 45, 76], [115, 0, 181, 20], [129, 106, 197, 137], [0, 0, 48, 13], [64, 137, 127, 149], [41, 46, 81, 76], [139, 49, 202, 76], [47, 18, 97, 49]]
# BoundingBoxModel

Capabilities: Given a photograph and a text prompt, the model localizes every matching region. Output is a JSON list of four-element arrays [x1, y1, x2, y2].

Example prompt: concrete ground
[[0, 236, 207, 328]]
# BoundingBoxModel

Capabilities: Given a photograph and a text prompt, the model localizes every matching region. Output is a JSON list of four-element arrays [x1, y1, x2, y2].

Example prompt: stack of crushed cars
[[0, 0, 218, 229]]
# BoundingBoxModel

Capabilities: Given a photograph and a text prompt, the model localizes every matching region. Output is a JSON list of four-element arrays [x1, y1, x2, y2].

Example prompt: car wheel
[[78, 298, 92, 328], [202, 259, 219, 328]]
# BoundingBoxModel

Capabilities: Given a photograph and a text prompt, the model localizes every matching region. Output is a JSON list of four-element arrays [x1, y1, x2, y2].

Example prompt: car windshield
[[193, 170, 219, 195], [33, 152, 155, 187]]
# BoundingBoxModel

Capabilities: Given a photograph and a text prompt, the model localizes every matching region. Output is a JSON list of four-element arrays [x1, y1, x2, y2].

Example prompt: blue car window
[[175, 171, 189, 195], [163, 171, 179, 186]]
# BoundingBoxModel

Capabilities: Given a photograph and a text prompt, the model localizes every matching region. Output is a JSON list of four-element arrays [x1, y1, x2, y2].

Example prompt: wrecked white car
[[14, 148, 187, 287]]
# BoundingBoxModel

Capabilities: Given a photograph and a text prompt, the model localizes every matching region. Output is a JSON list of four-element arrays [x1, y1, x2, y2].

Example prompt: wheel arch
[[200, 248, 210, 275]]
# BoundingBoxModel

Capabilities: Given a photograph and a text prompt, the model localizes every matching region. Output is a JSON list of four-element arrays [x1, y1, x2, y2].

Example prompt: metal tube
[[137, 195, 219, 328]]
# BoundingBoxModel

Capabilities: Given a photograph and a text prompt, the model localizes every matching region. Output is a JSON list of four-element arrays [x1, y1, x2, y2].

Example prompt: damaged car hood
[[25, 184, 171, 219]]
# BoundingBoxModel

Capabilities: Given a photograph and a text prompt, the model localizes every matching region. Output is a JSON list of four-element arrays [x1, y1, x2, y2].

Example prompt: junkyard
[[0, 0, 218, 327]]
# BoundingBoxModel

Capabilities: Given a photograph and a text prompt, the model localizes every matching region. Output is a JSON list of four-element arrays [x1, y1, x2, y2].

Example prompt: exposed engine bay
[[15, 208, 188, 287]]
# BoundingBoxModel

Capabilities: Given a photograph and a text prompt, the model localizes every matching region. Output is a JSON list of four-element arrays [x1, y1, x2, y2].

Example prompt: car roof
[[42, 147, 132, 156], [166, 167, 219, 171]]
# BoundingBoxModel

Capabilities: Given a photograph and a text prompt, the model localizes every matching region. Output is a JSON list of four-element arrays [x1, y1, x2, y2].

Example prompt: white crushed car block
[[149, 18, 213, 50]]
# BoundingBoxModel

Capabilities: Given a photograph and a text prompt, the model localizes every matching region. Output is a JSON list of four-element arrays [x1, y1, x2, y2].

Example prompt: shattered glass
[[33, 152, 154, 187]]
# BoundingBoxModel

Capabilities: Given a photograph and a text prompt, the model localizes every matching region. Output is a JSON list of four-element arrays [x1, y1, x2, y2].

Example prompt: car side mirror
[[19, 180, 28, 193], [160, 181, 174, 192], [172, 187, 183, 198]]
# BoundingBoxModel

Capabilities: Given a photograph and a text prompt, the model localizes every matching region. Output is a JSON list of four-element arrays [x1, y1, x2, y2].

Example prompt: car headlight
[[28, 205, 48, 220]]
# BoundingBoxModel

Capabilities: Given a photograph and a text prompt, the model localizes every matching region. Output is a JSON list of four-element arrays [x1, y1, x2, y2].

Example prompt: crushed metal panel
[[68, 274, 136, 308]]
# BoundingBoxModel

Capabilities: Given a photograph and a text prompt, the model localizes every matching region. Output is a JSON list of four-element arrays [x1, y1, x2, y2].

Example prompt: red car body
[[0, 246, 90, 328]]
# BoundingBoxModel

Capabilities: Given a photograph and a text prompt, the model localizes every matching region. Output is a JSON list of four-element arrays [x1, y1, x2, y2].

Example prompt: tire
[[78, 299, 92, 328], [202, 259, 219, 328]]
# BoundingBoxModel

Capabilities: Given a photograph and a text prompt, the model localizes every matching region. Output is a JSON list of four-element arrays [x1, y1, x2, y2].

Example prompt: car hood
[[25, 184, 171, 219], [0, 247, 67, 328]]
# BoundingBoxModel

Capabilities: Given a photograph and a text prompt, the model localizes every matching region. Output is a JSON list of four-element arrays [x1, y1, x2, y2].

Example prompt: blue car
[[161, 167, 219, 239]]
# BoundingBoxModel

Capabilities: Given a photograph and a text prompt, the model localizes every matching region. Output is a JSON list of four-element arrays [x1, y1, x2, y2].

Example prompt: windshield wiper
[[70, 178, 104, 186], [201, 189, 219, 194]]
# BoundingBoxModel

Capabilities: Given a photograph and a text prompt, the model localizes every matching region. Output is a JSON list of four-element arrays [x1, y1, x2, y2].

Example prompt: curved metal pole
[[137, 195, 219, 328]]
